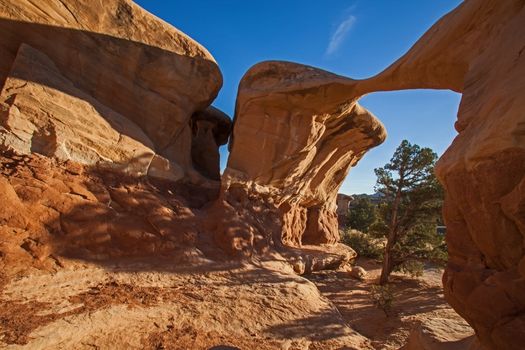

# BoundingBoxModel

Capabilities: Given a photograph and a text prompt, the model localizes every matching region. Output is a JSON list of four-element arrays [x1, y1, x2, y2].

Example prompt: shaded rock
[[401, 317, 477, 350], [349, 266, 367, 281], [0, 0, 223, 183], [146, 155, 185, 183], [347, 0, 525, 348], [0, 176, 29, 229], [0, 152, 200, 274], [280, 243, 357, 275], [191, 106, 232, 181]]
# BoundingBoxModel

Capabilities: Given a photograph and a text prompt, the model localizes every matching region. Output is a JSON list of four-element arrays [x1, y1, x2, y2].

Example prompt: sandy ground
[[308, 258, 472, 349], [0, 256, 371, 350], [0, 151, 473, 349], [0, 255, 473, 350]]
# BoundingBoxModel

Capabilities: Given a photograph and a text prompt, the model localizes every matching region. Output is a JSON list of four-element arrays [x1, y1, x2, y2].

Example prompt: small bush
[[396, 260, 424, 278], [341, 229, 383, 259], [346, 197, 377, 232], [370, 284, 395, 316]]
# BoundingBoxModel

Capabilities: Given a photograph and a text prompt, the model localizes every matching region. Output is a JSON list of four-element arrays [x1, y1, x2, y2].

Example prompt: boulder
[[349, 266, 367, 281], [0, 0, 224, 183], [191, 106, 232, 180], [401, 318, 477, 350]]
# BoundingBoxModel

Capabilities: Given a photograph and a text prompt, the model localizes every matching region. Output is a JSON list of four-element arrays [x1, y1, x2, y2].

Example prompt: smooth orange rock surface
[[0, 43, 162, 176], [225, 61, 386, 248], [352, 0, 525, 348], [0, 0, 224, 183]]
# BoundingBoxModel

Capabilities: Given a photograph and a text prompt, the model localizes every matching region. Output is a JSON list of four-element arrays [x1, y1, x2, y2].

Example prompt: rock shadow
[[264, 311, 355, 343], [0, 151, 236, 276], [0, 18, 229, 182]]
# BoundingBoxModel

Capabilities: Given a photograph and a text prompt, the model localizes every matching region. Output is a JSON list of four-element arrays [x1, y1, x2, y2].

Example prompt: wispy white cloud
[[325, 14, 356, 56]]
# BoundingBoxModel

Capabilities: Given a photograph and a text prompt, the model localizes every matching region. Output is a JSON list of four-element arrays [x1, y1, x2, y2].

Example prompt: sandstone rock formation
[[0, 1, 374, 349], [223, 1, 525, 347], [0, 0, 523, 348], [401, 318, 476, 350], [0, 152, 204, 273], [349, 1, 525, 348], [0, 0, 226, 183], [191, 106, 232, 181], [0, 152, 374, 350], [1, 43, 160, 176], [224, 62, 386, 250]]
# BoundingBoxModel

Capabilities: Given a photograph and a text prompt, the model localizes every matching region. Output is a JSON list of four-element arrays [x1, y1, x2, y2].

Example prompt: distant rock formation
[[336, 194, 353, 218], [0, 0, 228, 184]]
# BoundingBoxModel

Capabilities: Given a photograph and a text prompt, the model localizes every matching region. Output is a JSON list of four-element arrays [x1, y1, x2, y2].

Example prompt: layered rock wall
[[0, 0, 227, 184], [225, 62, 386, 248], [351, 0, 525, 347]]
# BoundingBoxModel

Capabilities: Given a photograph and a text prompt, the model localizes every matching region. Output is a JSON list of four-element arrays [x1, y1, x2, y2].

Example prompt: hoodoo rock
[[224, 61, 386, 249], [191, 106, 232, 181], [0, 0, 224, 183]]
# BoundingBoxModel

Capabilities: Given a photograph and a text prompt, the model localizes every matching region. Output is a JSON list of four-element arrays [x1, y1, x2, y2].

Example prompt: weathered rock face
[[191, 106, 232, 181], [351, 0, 525, 348], [0, 43, 162, 177], [225, 62, 386, 248], [0, 0, 225, 183], [222, 1, 525, 346], [401, 317, 476, 350], [0, 152, 205, 278]]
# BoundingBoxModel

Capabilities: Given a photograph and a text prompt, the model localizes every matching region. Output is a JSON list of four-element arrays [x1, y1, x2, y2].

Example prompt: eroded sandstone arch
[[225, 0, 525, 347], [356, 1, 525, 347]]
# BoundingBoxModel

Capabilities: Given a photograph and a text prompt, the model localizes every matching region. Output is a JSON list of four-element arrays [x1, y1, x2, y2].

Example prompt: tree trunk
[[380, 179, 403, 285], [380, 231, 395, 285]]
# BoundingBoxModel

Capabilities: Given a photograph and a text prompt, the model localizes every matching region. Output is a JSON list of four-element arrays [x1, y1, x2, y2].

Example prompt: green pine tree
[[347, 197, 377, 232], [372, 140, 445, 285]]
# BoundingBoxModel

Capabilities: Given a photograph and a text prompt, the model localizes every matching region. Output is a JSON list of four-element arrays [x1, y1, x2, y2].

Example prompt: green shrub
[[396, 260, 424, 278], [347, 197, 377, 232], [341, 229, 383, 259], [370, 284, 395, 316]]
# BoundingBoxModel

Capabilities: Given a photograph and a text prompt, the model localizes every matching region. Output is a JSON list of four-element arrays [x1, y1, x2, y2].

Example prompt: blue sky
[[135, 0, 462, 194]]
